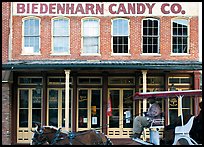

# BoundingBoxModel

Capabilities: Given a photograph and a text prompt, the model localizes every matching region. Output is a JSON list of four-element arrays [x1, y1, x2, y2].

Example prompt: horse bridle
[[31, 127, 62, 145], [31, 127, 113, 145], [31, 129, 49, 145]]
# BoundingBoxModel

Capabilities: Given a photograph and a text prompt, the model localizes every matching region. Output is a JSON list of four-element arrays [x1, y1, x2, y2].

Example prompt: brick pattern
[[2, 2, 10, 63], [10, 16, 199, 61], [2, 83, 12, 145]]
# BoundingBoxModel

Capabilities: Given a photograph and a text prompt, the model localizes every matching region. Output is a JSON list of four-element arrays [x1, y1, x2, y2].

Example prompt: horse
[[31, 124, 113, 145]]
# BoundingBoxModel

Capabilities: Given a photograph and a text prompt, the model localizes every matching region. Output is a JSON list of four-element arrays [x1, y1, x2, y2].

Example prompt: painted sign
[[12, 2, 200, 16]]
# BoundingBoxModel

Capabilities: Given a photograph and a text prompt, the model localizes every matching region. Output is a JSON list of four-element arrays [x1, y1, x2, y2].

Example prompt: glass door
[[17, 88, 42, 143], [47, 88, 72, 130], [77, 88, 102, 131], [108, 89, 134, 138]]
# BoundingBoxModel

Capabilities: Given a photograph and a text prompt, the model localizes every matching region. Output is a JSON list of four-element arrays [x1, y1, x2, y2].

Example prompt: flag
[[107, 95, 112, 116]]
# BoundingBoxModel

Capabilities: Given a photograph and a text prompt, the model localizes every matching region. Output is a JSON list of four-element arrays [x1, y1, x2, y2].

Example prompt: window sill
[[111, 53, 131, 56], [140, 53, 161, 56], [81, 53, 101, 56], [170, 53, 190, 56], [21, 53, 41, 55], [50, 53, 71, 56]]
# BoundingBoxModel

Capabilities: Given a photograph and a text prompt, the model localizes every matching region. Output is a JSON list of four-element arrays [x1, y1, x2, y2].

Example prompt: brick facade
[[10, 16, 199, 61], [2, 2, 202, 145], [2, 83, 12, 145]]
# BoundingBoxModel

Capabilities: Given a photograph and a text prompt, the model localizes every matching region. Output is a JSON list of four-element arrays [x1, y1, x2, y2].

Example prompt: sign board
[[12, 2, 200, 16]]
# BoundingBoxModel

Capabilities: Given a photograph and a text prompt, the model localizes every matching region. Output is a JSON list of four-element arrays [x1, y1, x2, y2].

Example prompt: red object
[[107, 96, 112, 116]]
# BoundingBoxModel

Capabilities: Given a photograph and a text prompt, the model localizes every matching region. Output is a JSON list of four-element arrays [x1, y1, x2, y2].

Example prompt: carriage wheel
[[176, 138, 190, 145]]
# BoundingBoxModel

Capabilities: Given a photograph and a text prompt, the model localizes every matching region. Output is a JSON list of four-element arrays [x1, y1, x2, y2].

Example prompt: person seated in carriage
[[132, 97, 161, 139]]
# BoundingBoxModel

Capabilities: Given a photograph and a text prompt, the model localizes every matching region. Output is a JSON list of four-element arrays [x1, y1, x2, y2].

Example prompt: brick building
[[2, 2, 202, 145]]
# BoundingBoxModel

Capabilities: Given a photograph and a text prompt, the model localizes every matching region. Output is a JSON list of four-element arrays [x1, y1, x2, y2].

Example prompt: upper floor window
[[142, 18, 159, 54], [52, 18, 70, 54], [112, 18, 129, 54], [22, 17, 40, 54], [172, 19, 188, 53], [82, 18, 100, 55]]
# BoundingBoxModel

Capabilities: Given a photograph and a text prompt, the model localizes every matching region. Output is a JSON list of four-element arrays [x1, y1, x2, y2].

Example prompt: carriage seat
[[173, 116, 198, 145], [174, 116, 195, 136]]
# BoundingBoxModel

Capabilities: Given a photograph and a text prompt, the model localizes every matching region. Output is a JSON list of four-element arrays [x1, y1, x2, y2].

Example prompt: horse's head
[[31, 123, 49, 145], [31, 124, 61, 145]]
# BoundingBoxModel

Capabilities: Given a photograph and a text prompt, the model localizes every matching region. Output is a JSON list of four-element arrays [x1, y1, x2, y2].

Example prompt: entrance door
[[108, 89, 135, 138], [47, 88, 72, 131], [77, 88, 102, 132], [17, 88, 42, 143]]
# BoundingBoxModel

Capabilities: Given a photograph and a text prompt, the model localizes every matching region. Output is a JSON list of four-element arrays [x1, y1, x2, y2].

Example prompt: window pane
[[32, 90, 42, 108], [83, 19, 99, 36], [113, 19, 128, 36], [53, 19, 69, 36], [172, 19, 188, 53], [19, 109, 28, 127], [79, 90, 88, 108], [142, 18, 159, 53], [83, 37, 99, 53], [53, 37, 69, 53], [78, 109, 88, 128], [49, 90, 58, 108], [20, 90, 29, 108], [32, 109, 41, 127], [49, 109, 58, 126]]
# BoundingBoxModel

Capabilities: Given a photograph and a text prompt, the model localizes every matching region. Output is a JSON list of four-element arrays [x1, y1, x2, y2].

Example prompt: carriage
[[132, 89, 202, 145], [31, 89, 202, 145]]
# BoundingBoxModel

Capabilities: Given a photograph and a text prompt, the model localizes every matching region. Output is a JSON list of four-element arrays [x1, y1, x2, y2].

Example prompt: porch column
[[193, 71, 201, 116], [142, 70, 147, 141], [65, 70, 71, 130], [142, 70, 147, 112]]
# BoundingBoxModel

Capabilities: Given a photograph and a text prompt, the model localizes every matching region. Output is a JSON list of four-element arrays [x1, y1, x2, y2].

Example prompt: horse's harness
[[32, 127, 112, 145]]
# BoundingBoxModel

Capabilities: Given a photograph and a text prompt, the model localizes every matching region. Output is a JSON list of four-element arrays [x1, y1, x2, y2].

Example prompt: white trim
[[170, 17, 190, 54], [111, 18, 130, 54], [51, 17, 70, 54], [81, 17, 100, 55], [22, 16, 41, 55], [141, 17, 160, 54]]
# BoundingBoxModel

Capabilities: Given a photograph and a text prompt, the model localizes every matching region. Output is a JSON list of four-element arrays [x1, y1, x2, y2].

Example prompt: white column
[[65, 70, 70, 130], [142, 70, 147, 112], [142, 70, 147, 141]]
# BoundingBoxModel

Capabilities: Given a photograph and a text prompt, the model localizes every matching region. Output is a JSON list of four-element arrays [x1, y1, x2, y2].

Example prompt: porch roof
[[2, 60, 202, 71]]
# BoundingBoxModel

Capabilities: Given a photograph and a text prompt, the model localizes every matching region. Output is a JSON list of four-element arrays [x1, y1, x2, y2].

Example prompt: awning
[[133, 90, 202, 100], [2, 60, 202, 70]]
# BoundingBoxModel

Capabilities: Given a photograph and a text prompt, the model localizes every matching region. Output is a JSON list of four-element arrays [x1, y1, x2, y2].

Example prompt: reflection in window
[[82, 18, 99, 54], [142, 18, 159, 53], [23, 17, 40, 53], [172, 19, 188, 53], [112, 18, 129, 53], [53, 18, 70, 54]]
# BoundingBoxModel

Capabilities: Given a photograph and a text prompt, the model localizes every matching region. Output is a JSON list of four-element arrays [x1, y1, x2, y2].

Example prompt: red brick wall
[[11, 15, 199, 61], [2, 2, 10, 63]]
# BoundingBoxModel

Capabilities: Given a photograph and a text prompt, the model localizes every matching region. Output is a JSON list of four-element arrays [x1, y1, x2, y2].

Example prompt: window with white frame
[[23, 17, 40, 54], [82, 18, 99, 54], [142, 18, 159, 53], [52, 18, 70, 54], [172, 19, 188, 53], [112, 18, 129, 54]]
